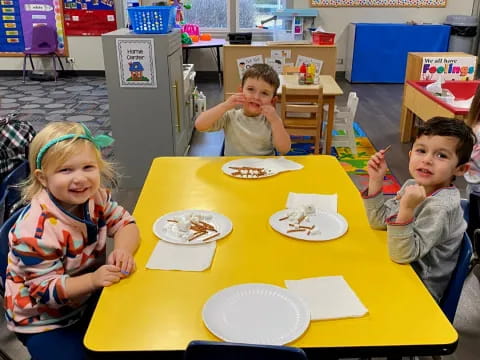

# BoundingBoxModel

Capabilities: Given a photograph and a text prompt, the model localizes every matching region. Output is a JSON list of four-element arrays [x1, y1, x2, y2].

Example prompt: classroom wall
[[0, 0, 474, 71], [296, 0, 475, 71]]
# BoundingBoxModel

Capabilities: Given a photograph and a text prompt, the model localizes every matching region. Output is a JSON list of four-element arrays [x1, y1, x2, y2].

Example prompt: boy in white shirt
[[195, 63, 291, 155]]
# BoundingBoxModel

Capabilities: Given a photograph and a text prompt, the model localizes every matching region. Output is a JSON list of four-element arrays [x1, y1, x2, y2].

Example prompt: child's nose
[[423, 153, 433, 164], [72, 172, 86, 182]]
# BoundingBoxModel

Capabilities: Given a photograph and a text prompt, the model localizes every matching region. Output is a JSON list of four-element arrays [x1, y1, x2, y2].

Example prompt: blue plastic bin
[[128, 6, 175, 34]]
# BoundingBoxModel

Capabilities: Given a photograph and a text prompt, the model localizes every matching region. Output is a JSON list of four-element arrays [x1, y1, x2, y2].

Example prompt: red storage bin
[[312, 32, 335, 45]]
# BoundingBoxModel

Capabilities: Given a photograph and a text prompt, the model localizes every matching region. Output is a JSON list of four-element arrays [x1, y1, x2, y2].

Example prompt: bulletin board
[[0, 0, 68, 55], [310, 0, 447, 7], [63, 0, 117, 36]]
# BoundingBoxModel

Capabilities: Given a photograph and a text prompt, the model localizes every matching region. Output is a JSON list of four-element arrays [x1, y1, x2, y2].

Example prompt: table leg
[[325, 97, 335, 155], [216, 46, 222, 84], [400, 105, 414, 143]]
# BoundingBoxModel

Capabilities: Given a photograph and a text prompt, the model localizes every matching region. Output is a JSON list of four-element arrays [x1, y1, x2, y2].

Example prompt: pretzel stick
[[287, 228, 307, 233], [288, 224, 315, 230], [188, 231, 207, 241], [383, 144, 392, 153], [279, 216, 289, 221], [202, 232, 221, 242], [199, 221, 216, 231], [167, 219, 178, 223]]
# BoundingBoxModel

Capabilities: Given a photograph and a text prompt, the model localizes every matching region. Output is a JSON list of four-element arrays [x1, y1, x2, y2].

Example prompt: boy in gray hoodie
[[363, 117, 475, 302]]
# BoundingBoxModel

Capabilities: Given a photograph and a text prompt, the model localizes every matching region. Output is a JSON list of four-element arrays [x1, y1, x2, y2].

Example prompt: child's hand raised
[[108, 249, 136, 278], [91, 264, 122, 288], [224, 93, 246, 109], [261, 104, 279, 122], [398, 184, 426, 210], [367, 147, 390, 181]]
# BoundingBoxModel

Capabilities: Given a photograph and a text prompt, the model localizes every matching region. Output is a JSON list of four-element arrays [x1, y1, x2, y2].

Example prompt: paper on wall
[[271, 49, 291, 59], [265, 57, 285, 74], [295, 55, 323, 77], [237, 55, 264, 79]]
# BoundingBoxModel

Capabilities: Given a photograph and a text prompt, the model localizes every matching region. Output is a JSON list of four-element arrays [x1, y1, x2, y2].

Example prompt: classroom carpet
[[286, 122, 402, 195]]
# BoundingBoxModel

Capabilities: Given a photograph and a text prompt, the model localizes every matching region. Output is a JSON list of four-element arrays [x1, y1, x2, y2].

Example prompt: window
[[182, 0, 286, 32], [183, 0, 228, 30], [238, 0, 286, 30]]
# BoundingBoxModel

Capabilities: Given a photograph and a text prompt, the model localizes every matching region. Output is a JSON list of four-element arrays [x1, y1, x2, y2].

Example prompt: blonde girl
[[4, 122, 140, 360]]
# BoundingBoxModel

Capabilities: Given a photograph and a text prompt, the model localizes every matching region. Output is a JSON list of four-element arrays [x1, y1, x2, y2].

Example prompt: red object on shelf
[[408, 80, 480, 115], [63, 10, 117, 36], [312, 32, 335, 45]]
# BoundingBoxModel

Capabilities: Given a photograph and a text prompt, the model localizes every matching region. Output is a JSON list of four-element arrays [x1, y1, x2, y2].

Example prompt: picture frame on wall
[[310, 0, 447, 7]]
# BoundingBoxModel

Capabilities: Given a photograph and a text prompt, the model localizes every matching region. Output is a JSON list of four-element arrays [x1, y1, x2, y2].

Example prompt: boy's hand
[[224, 93, 246, 109], [108, 249, 136, 278], [367, 149, 389, 182], [261, 104, 280, 123], [91, 264, 122, 289], [398, 184, 426, 210]]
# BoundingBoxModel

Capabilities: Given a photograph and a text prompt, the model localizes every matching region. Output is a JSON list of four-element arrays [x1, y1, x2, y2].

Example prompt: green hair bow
[[36, 124, 114, 169]]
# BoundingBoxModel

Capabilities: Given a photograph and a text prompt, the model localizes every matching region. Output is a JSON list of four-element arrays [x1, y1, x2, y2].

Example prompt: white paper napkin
[[146, 240, 216, 271], [286, 192, 337, 213], [285, 276, 368, 320]]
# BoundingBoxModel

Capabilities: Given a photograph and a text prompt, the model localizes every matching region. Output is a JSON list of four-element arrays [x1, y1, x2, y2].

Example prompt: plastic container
[[444, 15, 478, 54], [312, 31, 335, 45], [128, 5, 175, 34]]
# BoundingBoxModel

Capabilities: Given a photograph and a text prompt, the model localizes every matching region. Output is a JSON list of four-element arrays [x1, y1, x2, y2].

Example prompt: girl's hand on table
[[108, 249, 136, 278]]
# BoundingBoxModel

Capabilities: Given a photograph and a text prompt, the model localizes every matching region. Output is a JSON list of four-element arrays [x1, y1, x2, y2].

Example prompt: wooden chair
[[280, 85, 324, 154]]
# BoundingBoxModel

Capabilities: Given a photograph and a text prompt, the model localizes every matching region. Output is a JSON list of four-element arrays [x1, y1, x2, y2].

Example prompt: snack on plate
[[229, 166, 274, 178], [279, 205, 321, 236], [164, 212, 219, 242]]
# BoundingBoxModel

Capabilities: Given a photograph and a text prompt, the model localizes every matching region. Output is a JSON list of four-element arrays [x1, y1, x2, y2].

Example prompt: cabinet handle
[[172, 81, 181, 132]]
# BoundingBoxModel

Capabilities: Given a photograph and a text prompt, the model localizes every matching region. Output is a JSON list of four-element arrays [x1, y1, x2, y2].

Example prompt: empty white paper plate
[[202, 283, 310, 345]]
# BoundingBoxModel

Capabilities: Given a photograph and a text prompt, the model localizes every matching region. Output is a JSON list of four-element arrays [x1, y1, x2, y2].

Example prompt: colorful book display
[[0, 0, 24, 52]]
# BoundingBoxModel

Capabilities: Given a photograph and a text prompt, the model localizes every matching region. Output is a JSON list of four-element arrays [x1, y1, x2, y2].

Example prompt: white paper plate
[[222, 158, 278, 179], [269, 209, 348, 241], [152, 210, 232, 245], [202, 283, 310, 345]]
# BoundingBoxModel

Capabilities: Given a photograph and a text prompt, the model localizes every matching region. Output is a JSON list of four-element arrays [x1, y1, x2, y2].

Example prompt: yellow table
[[84, 156, 457, 358]]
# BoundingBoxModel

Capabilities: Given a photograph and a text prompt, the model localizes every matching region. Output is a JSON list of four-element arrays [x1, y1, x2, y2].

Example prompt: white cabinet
[[102, 28, 193, 188]]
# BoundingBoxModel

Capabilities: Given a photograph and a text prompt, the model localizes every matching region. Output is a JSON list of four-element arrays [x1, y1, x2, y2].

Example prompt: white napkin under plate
[[146, 240, 216, 271], [286, 192, 337, 213], [285, 276, 368, 320]]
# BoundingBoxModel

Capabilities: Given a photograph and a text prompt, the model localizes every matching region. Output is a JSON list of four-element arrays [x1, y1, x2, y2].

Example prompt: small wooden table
[[400, 80, 480, 142], [183, 39, 225, 83], [279, 74, 343, 154]]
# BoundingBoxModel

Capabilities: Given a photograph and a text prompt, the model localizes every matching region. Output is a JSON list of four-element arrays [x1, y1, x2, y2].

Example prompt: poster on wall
[[421, 56, 477, 81], [0, 0, 25, 52], [310, 0, 447, 7], [18, 0, 67, 55], [237, 55, 263, 79], [63, 0, 117, 36], [116, 38, 157, 88]]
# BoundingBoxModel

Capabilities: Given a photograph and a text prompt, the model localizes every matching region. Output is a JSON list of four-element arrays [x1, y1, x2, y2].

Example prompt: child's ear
[[408, 150, 412, 158], [34, 169, 47, 187], [271, 96, 278, 106], [237, 85, 242, 93], [454, 163, 470, 176]]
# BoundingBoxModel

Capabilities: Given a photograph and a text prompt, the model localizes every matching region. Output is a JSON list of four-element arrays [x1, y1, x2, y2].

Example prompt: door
[[168, 47, 189, 156]]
